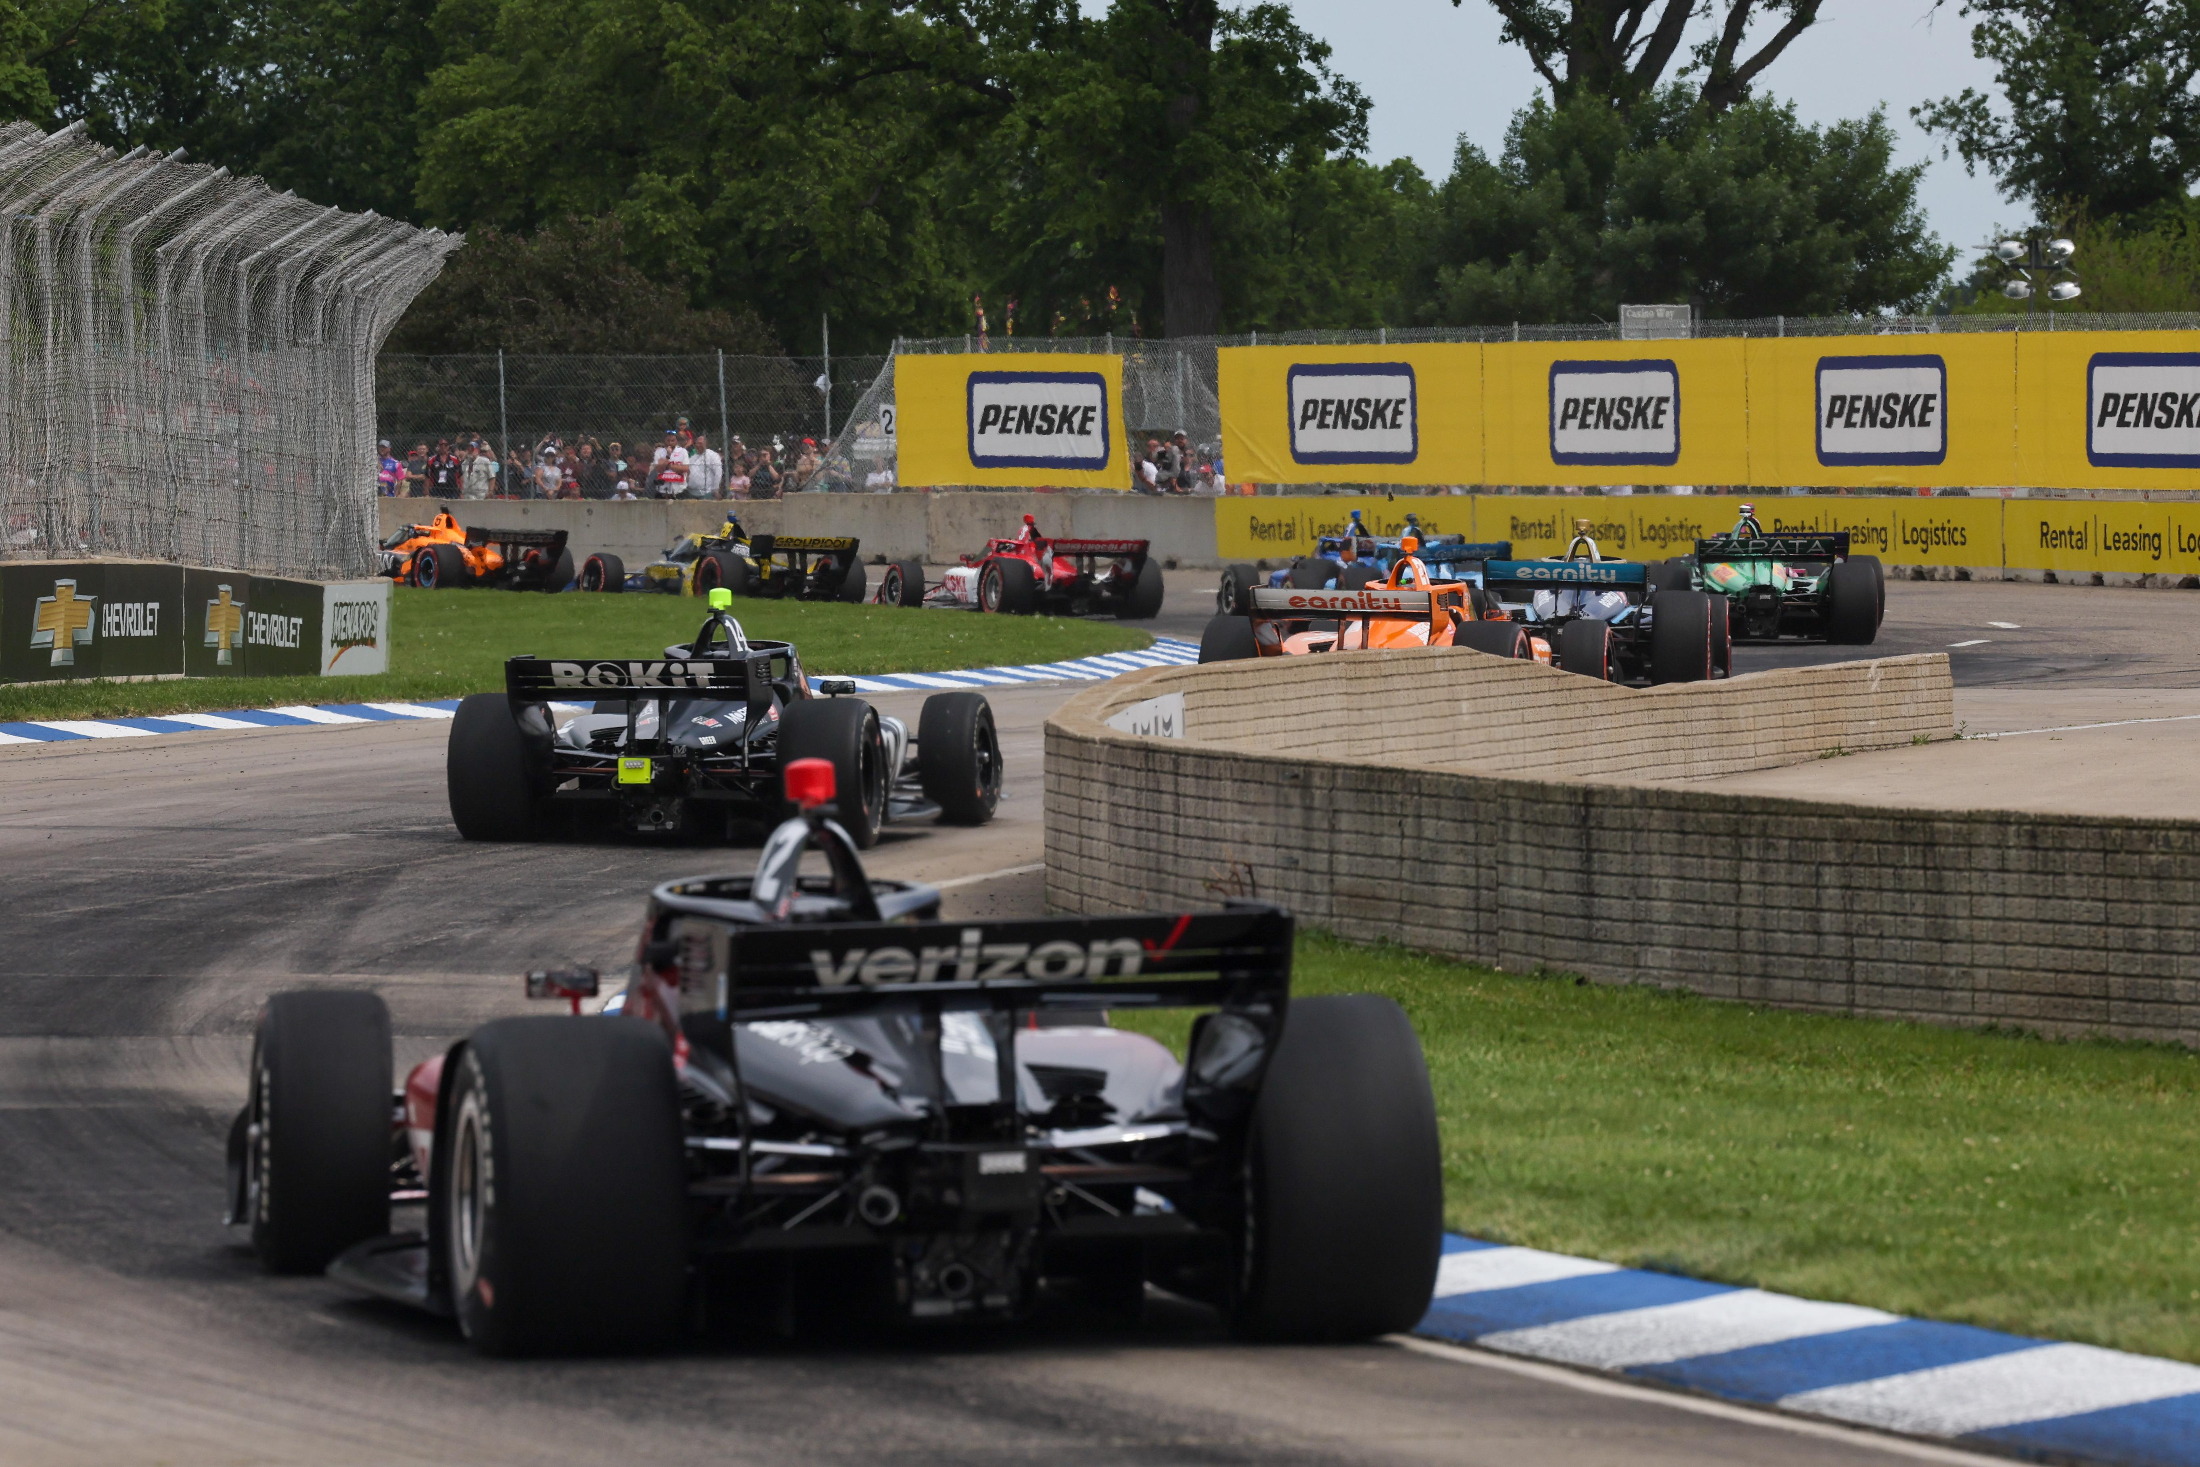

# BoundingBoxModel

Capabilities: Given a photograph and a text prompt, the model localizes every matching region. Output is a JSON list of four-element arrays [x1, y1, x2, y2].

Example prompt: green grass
[[1123, 931, 2200, 1363], [0, 586, 1150, 722]]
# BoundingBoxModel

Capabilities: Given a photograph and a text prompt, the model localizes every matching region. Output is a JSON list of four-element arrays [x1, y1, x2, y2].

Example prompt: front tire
[[542, 547, 575, 592], [980, 558, 1037, 615], [1218, 563, 1259, 614], [581, 552, 625, 593], [696, 551, 748, 598], [1199, 613, 1258, 663], [883, 561, 925, 607], [917, 692, 1001, 825], [416, 542, 467, 589], [440, 1019, 685, 1356], [835, 558, 868, 603], [1231, 995, 1442, 1340], [1117, 558, 1164, 619], [245, 991, 392, 1275], [448, 694, 544, 840], [778, 696, 888, 847]]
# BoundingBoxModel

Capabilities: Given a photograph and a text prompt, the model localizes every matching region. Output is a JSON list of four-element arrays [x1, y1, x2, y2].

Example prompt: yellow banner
[[2004, 499, 2200, 574], [1746, 335, 2016, 490], [894, 353, 1130, 490], [1213, 496, 1477, 561], [2017, 330, 2200, 493], [1216, 343, 1483, 485], [1484, 340, 1750, 488]]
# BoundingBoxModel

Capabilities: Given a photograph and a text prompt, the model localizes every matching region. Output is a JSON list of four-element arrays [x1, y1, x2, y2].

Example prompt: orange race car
[[378, 511, 573, 591], [1199, 540, 1545, 664]]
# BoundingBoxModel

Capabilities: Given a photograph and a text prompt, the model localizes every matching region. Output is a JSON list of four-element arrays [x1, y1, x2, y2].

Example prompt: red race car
[[874, 515, 1163, 619]]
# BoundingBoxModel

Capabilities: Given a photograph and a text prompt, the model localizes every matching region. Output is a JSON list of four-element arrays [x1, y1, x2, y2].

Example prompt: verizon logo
[[806, 929, 1146, 986]]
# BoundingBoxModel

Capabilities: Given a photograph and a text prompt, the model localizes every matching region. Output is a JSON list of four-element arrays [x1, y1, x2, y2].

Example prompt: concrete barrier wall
[[1044, 650, 2200, 1047]]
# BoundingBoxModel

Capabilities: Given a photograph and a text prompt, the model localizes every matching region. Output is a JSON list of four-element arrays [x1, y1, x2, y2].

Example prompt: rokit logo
[[546, 660, 730, 689], [1816, 354, 1947, 466], [966, 370, 1110, 470], [807, 928, 1147, 987], [2088, 352, 2200, 468], [1287, 362, 1417, 465], [1549, 360, 1680, 466]]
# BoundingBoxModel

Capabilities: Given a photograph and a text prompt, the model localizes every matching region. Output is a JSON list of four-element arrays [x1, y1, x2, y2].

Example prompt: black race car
[[226, 768, 1444, 1354], [446, 593, 999, 847]]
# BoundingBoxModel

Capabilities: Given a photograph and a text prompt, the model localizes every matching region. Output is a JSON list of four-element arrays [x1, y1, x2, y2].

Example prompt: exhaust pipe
[[857, 1185, 901, 1226], [936, 1262, 975, 1301]]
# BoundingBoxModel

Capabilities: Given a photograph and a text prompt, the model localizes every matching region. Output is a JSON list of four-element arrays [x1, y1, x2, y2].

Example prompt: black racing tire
[[1710, 593, 1732, 674], [1199, 612, 1259, 663], [835, 558, 868, 604], [1451, 621, 1530, 659], [1335, 563, 1381, 591], [447, 693, 543, 840], [1826, 559, 1880, 645], [980, 558, 1038, 615], [1288, 557, 1335, 590], [416, 542, 468, 589], [581, 552, 624, 593], [1558, 618, 1615, 680], [440, 1018, 685, 1356], [1649, 557, 1693, 594], [917, 691, 1001, 825], [777, 695, 888, 848], [1231, 994, 1442, 1341], [1649, 589, 1716, 684], [696, 551, 747, 598], [1218, 563, 1259, 615], [244, 990, 392, 1275], [539, 546, 574, 593], [1848, 554, 1886, 626], [1467, 584, 1493, 619], [883, 560, 926, 607], [1118, 558, 1165, 619]]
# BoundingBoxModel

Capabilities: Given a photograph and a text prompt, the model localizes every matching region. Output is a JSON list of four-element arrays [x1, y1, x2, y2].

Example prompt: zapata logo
[[32, 579, 96, 666], [204, 584, 243, 667]]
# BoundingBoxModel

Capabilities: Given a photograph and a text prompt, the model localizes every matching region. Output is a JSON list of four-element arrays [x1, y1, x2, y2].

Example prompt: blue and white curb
[[1423, 1236, 2200, 1467], [0, 637, 1200, 745]]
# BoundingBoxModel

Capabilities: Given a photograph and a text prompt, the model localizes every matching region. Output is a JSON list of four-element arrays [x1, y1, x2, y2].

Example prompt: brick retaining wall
[[1044, 650, 2200, 1047]]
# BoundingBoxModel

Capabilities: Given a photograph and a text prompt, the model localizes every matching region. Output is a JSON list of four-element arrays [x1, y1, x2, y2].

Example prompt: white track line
[[360, 701, 456, 719], [1980, 711, 2200, 739], [1780, 1341, 2200, 1437], [1388, 1336, 2012, 1466], [929, 863, 1045, 890], [1478, 1290, 1898, 1370], [260, 704, 367, 724], [1434, 1245, 1618, 1297], [159, 712, 271, 730], [1947, 639, 1990, 648], [27, 720, 161, 738]]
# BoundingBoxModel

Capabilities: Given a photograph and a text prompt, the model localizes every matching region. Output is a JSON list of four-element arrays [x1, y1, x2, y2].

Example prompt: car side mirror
[[525, 968, 600, 1014], [819, 678, 856, 697]]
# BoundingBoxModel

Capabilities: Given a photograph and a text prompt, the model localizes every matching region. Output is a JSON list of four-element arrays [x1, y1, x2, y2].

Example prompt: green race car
[[1653, 507, 1883, 645]]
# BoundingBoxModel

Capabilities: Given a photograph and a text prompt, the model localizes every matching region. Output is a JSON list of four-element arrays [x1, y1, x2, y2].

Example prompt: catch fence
[[0, 122, 458, 578]]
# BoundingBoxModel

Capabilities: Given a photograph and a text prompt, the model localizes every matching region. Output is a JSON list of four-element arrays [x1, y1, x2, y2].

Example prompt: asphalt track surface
[[0, 572, 2164, 1466]]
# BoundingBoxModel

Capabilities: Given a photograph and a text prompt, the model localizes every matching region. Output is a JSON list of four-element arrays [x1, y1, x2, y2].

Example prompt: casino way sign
[[895, 352, 1129, 489]]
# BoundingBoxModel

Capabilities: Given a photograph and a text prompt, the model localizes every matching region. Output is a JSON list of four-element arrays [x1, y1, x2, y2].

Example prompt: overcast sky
[[1279, 0, 2018, 274]]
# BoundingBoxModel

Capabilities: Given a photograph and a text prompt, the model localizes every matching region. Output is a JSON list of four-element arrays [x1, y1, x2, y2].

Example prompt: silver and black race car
[[445, 592, 998, 847], [226, 770, 1443, 1353]]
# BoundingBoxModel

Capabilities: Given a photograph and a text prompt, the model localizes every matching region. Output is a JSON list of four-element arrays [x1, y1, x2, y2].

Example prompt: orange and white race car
[[379, 511, 573, 591], [1199, 541, 1543, 663]]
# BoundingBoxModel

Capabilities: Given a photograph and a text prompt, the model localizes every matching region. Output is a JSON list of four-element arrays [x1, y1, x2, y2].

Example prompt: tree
[[1914, 0, 2200, 224], [1417, 89, 1952, 323], [1460, 0, 1823, 114], [381, 215, 780, 354]]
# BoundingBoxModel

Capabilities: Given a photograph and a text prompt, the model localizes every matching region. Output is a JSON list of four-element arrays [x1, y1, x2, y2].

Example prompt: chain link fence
[[0, 122, 458, 578]]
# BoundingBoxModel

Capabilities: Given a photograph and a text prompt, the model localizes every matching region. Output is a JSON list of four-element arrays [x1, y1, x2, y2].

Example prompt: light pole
[[1984, 234, 2081, 319]]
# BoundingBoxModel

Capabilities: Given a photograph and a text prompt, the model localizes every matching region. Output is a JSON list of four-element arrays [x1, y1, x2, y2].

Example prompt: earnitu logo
[[966, 370, 1109, 471], [1287, 362, 1417, 465], [204, 583, 244, 667], [31, 579, 96, 667]]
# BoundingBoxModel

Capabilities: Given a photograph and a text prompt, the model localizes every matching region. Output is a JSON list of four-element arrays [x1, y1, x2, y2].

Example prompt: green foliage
[[0, 584, 1151, 723], [1419, 89, 1952, 323], [1916, 0, 2200, 225]]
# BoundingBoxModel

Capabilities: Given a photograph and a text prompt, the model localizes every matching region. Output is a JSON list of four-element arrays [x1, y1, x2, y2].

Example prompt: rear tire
[[1199, 613, 1259, 663], [1451, 621, 1529, 659], [1847, 554, 1886, 627], [917, 692, 1001, 825], [1558, 619, 1614, 680], [696, 551, 748, 598], [416, 542, 467, 589], [1335, 563, 1380, 591], [777, 696, 888, 847], [884, 561, 926, 607], [1231, 995, 1442, 1341], [1825, 559, 1880, 644], [441, 1019, 685, 1356], [1649, 589, 1715, 684], [1288, 557, 1335, 590], [1118, 558, 1164, 619], [542, 547, 574, 592], [835, 558, 867, 604], [245, 990, 392, 1275], [980, 558, 1037, 615], [1218, 563, 1259, 614], [1710, 594, 1732, 674], [1649, 557, 1693, 594], [581, 552, 624, 593], [447, 694, 543, 840]]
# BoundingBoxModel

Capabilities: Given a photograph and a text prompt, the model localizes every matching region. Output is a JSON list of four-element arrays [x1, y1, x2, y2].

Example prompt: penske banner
[[1217, 329, 2200, 492], [894, 352, 1130, 489]]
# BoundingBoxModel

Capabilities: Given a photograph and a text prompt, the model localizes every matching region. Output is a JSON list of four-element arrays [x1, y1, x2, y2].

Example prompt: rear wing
[[1046, 538, 1148, 558], [1693, 532, 1850, 561], [654, 902, 1294, 1022], [466, 526, 569, 552], [1249, 585, 1440, 617], [1482, 559, 1648, 587], [1414, 540, 1512, 563], [758, 535, 859, 553], [504, 653, 769, 702]]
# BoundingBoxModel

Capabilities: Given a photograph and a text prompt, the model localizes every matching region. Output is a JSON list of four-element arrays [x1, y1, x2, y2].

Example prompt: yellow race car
[[578, 518, 865, 602]]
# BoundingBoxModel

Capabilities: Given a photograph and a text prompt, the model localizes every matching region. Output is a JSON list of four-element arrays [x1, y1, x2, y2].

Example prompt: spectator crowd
[[376, 417, 826, 501], [1133, 429, 1222, 495]]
